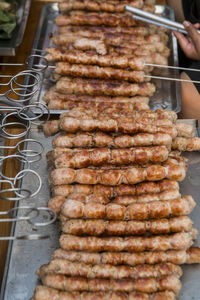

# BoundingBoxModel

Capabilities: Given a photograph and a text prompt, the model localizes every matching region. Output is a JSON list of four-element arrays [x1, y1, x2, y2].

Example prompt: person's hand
[[173, 21, 200, 60]]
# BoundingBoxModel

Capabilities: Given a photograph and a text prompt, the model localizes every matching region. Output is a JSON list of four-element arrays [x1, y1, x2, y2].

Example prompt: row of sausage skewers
[[32, 1, 200, 299], [42, 0, 171, 112], [31, 106, 200, 300]]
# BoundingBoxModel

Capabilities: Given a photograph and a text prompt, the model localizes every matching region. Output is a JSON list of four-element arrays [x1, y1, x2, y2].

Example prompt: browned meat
[[48, 188, 180, 213], [55, 62, 149, 83], [56, 77, 156, 97], [46, 49, 148, 70], [60, 196, 195, 220], [61, 216, 193, 236], [58, 0, 144, 13], [50, 179, 179, 198], [44, 87, 150, 104], [53, 146, 169, 168], [55, 13, 143, 27], [34, 285, 177, 300], [172, 137, 200, 151], [38, 260, 182, 279], [59, 229, 198, 252], [38, 274, 181, 295], [52, 132, 172, 149], [52, 247, 200, 266]]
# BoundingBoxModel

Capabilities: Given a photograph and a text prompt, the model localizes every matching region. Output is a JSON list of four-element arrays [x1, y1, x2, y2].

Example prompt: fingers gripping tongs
[[125, 6, 200, 35]]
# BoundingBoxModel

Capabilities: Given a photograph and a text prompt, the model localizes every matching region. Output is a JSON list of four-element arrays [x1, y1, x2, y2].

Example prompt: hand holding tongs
[[125, 6, 200, 35]]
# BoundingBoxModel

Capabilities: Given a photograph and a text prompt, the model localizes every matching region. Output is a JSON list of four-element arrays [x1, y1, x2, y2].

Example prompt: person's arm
[[174, 21, 200, 60], [166, 0, 185, 23]]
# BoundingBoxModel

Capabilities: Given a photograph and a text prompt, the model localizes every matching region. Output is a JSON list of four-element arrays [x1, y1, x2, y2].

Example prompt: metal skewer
[[145, 63, 200, 73], [0, 234, 51, 241], [0, 160, 42, 198], [0, 55, 49, 72], [0, 206, 56, 226], [13, 169, 42, 198], [0, 103, 50, 128], [0, 206, 38, 223], [0, 179, 31, 201], [0, 138, 44, 163], [1, 54, 200, 84], [0, 70, 40, 95], [145, 75, 200, 84]]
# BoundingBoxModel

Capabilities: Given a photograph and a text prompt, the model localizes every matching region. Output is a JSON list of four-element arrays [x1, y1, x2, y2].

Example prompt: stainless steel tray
[[0, 0, 32, 56], [0, 127, 200, 300], [29, 4, 181, 114]]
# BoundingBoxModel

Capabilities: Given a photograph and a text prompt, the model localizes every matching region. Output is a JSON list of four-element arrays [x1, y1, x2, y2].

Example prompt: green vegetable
[[0, 0, 18, 39]]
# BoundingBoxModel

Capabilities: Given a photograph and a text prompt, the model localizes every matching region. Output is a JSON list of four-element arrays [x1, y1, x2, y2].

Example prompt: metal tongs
[[125, 6, 200, 35]]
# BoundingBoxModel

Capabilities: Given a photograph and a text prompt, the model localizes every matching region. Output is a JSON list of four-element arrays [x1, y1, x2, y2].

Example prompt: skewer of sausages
[[58, 0, 144, 13], [52, 32, 162, 45], [57, 29, 166, 46], [57, 25, 169, 44], [55, 77, 156, 97], [52, 34, 165, 52], [54, 62, 150, 83], [45, 49, 149, 70], [49, 163, 186, 185], [48, 189, 181, 213], [44, 91, 150, 111], [38, 260, 182, 279], [52, 247, 200, 266], [58, 113, 173, 125], [57, 24, 155, 36], [50, 179, 180, 197], [43, 119, 176, 138], [54, 31, 163, 46], [53, 146, 169, 168], [60, 196, 195, 220], [52, 132, 172, 149], [59, 229, 198, 252], [44, 87, 150, 104], [47, 99, 150, 111], [33, 285, 177, 300], [60, 109, 177, 122], [49, 155, 187, 168], [55, 13, 144, 27], [61, 216, 193, 236], [53, 37, 163, 56], [38, 274, 181, 295]]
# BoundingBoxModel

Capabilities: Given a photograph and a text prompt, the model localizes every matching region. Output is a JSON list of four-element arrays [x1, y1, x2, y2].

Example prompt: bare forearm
[[166, 0, 185, 23]]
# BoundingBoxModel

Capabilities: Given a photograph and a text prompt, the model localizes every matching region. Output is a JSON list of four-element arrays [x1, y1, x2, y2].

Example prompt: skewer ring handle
[[14, 169, 42, 198], [4, 206, 39, 222], [11, 70, 40, 94], [0, 187, 31, 201], [25, 54, 49, 72], [0, 154, 30, 180], [17, 138, 44, 159], [27, 207, 57, 226], [17, 102, 50, 125]]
